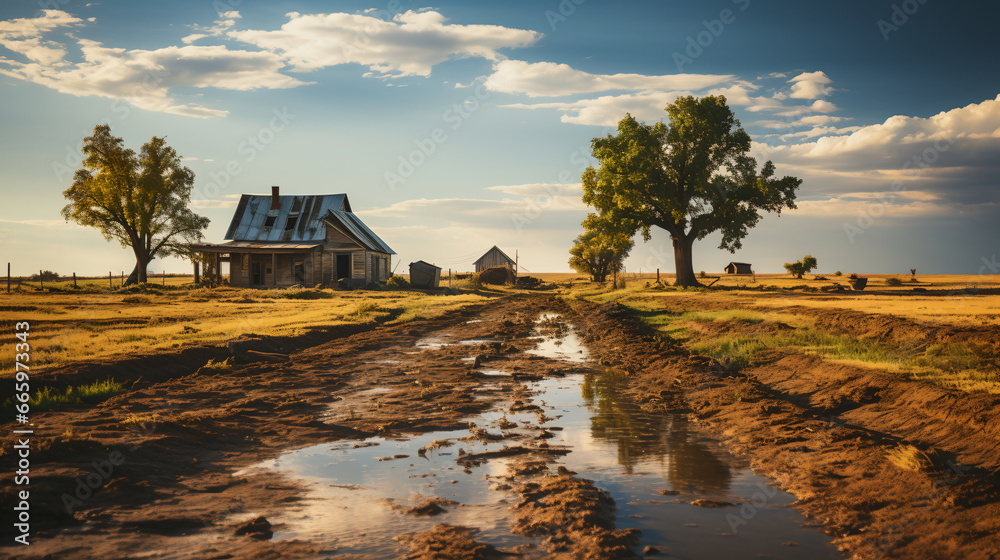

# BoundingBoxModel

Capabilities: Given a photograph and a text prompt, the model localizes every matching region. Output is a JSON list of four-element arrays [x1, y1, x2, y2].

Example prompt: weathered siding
[[474, 247, 514, 272]]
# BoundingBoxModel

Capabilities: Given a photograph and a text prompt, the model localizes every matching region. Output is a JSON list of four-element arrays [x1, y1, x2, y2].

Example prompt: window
[[285, 212, 299, 231], [263, 215, 276, 228]]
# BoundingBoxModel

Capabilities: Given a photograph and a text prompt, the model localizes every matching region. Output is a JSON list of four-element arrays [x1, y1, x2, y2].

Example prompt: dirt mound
[[395, 524, 508, 559]]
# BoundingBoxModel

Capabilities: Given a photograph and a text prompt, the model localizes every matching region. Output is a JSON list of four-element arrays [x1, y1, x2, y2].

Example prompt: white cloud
[[775, 94, 1000, 161], [484, 183, 581, 197], [0, 10, 83, 65], [778, 125, 863, 141], [483, 60, 732, 97], [226, 10, 542, 77], [502, 91, 695, 126], [788, 197, 993, 218], [0, 11, 310, 118], [788, 71, 833, 99]]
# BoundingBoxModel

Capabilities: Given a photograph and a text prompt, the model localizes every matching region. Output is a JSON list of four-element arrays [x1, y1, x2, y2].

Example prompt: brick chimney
[[270, 186, 280, 210]]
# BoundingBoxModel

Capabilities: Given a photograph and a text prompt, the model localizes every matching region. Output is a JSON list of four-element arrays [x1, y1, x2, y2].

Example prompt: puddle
[[237, 429, 539, 557], [415, 337, 451, 348], [536, 371, 841, 559], [525, 313, 589, 363], [415, 336, 502, 348], [241, 314, 842, 559]]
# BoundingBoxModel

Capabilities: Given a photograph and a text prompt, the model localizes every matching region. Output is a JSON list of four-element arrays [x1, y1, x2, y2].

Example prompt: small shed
[[474, 246, 515, 273], [725, 262, 753, 275], [409, 260, 441, 289]]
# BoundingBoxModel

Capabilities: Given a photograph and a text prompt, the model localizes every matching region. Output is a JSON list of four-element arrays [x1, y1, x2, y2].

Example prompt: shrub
[[30, 270, 60, 281], [385, 275, 410, 289], [834, 271, 842, 276], [200, 357, 233, 372], [784, 255, 818, 279], [813, 275, 828, 281], [281, 288, 332, 300], [886, 277, 904, 287], [699, 271, 707, 278]]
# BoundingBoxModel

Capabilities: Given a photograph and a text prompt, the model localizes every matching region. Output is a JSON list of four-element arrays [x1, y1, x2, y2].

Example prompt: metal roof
[[224, 193, 350, 242], [323, 209, 396, 255], [188, 241, 322, 253], [409, 260, 441, 271]]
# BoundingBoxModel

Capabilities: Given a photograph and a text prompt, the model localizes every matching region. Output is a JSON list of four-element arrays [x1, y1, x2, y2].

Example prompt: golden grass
[[0, 287, 487, 373], [576, 283, 1000, 393], [885, 444, 941, 473]]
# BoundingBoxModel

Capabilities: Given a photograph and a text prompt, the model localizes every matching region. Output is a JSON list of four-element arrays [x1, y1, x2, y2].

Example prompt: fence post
[[73, 272, 77, 288], [109, 272, 112, 288], [656, 268, 660, 284], [6, 263, 9, 293], [39, 269, 43, 290], [162, 271, 165, 286]]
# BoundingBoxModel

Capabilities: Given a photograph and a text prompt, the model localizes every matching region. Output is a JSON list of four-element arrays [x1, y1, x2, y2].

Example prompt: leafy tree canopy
[[784, 255, 818, 279], [582, 95, 801, 286], [569, 213, 634, 283], [62, 125, 209, 285]]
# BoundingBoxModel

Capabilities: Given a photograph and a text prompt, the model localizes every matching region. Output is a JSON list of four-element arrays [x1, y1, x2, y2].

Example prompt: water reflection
[[581, 370, 732, 494]]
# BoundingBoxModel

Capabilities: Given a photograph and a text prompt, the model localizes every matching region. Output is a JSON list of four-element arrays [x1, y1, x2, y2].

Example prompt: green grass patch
[[599, 294, 1000, 392], [2, 378, 127, 416]]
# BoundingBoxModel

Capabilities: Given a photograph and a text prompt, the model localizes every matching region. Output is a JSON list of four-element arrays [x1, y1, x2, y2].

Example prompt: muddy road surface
[[3, 294, 998, 559]]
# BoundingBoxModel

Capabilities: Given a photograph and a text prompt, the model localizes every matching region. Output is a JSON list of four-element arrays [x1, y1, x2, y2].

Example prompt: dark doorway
[[251, 262, 263, 285], [336, 254, 351, 282], [293, 260, 305, 284]]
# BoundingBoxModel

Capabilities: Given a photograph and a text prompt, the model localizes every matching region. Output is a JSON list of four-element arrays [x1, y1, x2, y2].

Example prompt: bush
[[886, 277, 904, 287], [834, 271, 842, 276], [699, 271, 707, 278], [813, 275, 828, 281], [514, 275, 543, 289], [385, 275, 410, 289], [30, 270, 60, 281], [281, 288, 332, 300]]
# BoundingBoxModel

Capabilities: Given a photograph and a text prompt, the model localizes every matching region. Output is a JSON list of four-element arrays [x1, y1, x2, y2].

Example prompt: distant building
[[724, 262, 754, 275], [474, 246, 515, 273], [190, 187, 394, 288], [409, 260, 441, 289]]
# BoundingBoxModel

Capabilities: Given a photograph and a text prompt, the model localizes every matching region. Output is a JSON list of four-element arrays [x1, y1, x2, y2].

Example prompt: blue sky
[[1, 0, 998, 277]]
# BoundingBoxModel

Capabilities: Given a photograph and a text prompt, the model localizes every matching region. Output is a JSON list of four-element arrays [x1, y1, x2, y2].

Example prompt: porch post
[[271, 253, 277, 287]]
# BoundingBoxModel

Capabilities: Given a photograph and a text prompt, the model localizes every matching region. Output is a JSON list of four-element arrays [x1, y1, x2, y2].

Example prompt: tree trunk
[[672, 235, 701, 287], [125, 247, 150, 286], [124, 265, 140, 286]]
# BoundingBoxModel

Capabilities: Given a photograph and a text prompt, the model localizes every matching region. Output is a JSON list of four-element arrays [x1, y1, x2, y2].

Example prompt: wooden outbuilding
[[190, 187, 394, 288], [474, 246, 515, 273], [409, 260, 441, 289], [724, 262, 754, 275]]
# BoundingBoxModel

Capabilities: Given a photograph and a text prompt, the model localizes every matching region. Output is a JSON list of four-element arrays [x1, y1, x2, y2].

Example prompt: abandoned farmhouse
[[191, 187, 394, 288]]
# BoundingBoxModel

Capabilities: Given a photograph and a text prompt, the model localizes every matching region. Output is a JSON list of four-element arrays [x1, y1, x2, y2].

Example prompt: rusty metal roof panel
[[225, 193, 348, 241], [323, 209, 395, 255]]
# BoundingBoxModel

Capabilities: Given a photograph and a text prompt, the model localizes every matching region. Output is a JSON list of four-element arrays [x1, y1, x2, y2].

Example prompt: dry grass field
[[0, 282, 488, 373]]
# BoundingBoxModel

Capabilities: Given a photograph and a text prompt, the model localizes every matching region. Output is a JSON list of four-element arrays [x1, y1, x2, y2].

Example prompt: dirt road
[[3, 293, 999, 559]]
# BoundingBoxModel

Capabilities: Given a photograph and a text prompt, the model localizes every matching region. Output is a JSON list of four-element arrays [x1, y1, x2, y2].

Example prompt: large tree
[[582, 96, 801, 287], [568, 213, 634, 282], [62, 125, 209, 285]]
